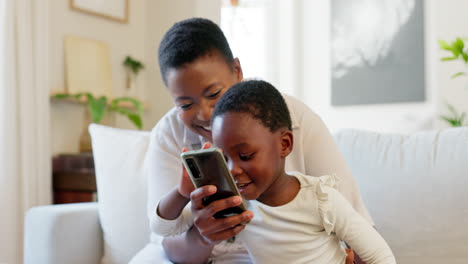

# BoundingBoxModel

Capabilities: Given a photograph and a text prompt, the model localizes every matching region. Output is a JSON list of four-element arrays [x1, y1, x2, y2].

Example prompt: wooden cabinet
[[53, 153, 97, 204]]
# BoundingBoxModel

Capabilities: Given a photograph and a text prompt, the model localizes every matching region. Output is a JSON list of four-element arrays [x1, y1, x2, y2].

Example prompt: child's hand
[[177, 142, 212, 198]]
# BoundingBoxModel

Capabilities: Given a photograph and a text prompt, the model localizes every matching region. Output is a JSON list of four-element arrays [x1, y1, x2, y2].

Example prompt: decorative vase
[[79, 108, 115, 153], [79, 108, 93, 153]]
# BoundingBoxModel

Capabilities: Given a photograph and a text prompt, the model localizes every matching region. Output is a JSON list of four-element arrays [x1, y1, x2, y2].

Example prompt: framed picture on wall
[[70, 0, 129, 23], [65, 36, 113, 98], [330, 0, 425, 106]]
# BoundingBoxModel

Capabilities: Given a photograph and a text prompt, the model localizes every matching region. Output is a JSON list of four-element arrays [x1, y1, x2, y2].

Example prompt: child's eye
[[239, 153, 254, 161], [206, 90, 221, 99]]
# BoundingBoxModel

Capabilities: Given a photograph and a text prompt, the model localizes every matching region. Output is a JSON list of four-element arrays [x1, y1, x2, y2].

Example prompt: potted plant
[[123, 56, 145, 90], [53, 92, 144, 151], [438, 37, 468, 127]]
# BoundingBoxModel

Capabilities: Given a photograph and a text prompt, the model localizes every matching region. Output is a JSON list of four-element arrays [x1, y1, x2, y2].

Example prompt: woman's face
[[165, 51, 243, 142]]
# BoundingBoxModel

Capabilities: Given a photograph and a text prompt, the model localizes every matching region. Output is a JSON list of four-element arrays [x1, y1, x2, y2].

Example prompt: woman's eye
[[239, 153, 254, 161], [206, 90, 221, 99], [179, 103, 193, 110]]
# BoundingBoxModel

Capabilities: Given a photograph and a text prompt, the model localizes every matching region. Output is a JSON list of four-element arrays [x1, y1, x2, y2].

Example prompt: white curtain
[[0, 0, 51, 263]]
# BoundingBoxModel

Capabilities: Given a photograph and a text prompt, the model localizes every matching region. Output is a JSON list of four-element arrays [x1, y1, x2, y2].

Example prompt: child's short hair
[[213, 80, 292, 132], [158, 18, 234, 86]]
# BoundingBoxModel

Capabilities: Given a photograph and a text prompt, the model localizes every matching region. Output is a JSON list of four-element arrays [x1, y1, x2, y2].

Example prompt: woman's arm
[[157, 187, 190, 220], [146, 120, 214, 261], [156, 146, 205, 222]]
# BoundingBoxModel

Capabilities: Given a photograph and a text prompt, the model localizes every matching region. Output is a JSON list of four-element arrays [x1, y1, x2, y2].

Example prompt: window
[[221, 0, 269, 81]]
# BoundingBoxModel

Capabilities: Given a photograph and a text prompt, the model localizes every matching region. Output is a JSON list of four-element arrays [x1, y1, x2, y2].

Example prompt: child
[[155, 80, 396, 263]]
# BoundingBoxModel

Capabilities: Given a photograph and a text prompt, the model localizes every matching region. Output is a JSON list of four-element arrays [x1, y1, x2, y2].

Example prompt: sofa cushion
[[89, 124, 151, 264], [334, 128, 468, 264]]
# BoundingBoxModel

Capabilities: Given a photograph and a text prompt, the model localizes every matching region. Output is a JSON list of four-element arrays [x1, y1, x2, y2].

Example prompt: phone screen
[[182, 148, 246, 218]]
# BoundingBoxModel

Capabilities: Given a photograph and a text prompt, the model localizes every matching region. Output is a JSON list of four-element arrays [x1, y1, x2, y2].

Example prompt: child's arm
[[324, 187, 396, 264]]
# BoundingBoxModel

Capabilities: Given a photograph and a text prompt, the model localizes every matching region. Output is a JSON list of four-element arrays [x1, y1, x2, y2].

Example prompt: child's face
[[165, 51, 243, 142], [212, 112, 291, 202]]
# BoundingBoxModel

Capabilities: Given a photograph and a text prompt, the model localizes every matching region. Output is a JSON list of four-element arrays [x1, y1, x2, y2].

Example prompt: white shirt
[[145, 94, 373, 261], [236, 172, 395, 264]]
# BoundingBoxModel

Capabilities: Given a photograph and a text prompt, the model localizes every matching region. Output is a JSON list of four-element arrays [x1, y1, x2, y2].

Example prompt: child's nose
[[228, 160, 242, 177]]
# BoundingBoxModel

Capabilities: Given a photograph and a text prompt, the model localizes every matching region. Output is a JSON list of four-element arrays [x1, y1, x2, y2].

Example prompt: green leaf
[[110, 106, 143, 129], [123, 56, 145, 75], [451, 72, 467, 78], [127, 113, 143, 129], [53, 91, 144, 129], [456, 38, 465, 50], [446, 103, 457, 114], [440, 103, 467, 127], [438, 40, 451, 51], [110, 106, 133, 116], [462, 53, 468, 63], [440, 115, 462, 127], [441, 56, 458, 61], [110, 97, 144, 113], [88, 96, 107, 123], [450, 39, 463, 57]]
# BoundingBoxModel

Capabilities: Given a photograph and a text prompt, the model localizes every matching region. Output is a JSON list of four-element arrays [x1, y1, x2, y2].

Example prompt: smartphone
[[181, 148, 247, 219]]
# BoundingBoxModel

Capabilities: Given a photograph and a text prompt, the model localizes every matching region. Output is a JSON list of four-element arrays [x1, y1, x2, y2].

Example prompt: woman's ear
[[280, 130, 293, 158], [233, 58, 243, 81]]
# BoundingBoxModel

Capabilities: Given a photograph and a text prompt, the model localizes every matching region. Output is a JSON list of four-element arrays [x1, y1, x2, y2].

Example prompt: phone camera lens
[[186, 158, 201, 178]]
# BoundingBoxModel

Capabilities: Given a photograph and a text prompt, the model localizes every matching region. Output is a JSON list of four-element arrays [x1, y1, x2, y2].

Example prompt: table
[[52, 153, 97, 204]]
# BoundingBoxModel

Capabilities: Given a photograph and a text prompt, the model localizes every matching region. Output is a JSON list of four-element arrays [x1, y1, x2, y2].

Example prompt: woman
[[131, 18, 372, 264]]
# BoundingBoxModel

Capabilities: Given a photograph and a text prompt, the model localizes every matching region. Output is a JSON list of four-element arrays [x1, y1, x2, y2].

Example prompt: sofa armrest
[[24, 202, 103, 264]]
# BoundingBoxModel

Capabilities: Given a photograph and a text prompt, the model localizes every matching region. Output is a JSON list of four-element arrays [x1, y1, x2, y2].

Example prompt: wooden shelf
[[50, 92, 149, 110]]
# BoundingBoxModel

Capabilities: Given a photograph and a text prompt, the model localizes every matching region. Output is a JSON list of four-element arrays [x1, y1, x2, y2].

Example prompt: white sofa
[[24, 125, 468, 264]]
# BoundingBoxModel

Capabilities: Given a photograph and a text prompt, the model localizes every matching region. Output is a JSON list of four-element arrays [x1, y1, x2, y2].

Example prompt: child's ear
[[280, 130, 293, 158]]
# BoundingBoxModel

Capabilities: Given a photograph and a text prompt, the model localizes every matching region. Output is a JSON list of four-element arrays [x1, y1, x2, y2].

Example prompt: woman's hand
[[177, 142, 212, 198], [345, 248, 356, 264], [189, 185, 254, 246]]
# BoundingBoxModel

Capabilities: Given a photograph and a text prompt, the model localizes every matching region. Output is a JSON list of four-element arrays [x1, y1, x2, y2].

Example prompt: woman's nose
[[196, 101, 213, 122]]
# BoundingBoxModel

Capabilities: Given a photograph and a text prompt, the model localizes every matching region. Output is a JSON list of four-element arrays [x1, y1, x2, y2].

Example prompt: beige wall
[[50, 0, 220, 154]]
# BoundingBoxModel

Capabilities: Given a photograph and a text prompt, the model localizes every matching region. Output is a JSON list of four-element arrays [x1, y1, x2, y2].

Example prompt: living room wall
[[292, 0, 458, 133], [51, 0, 468, 154], [50, 0, 220, 154], [298, 0, 468, 134]]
